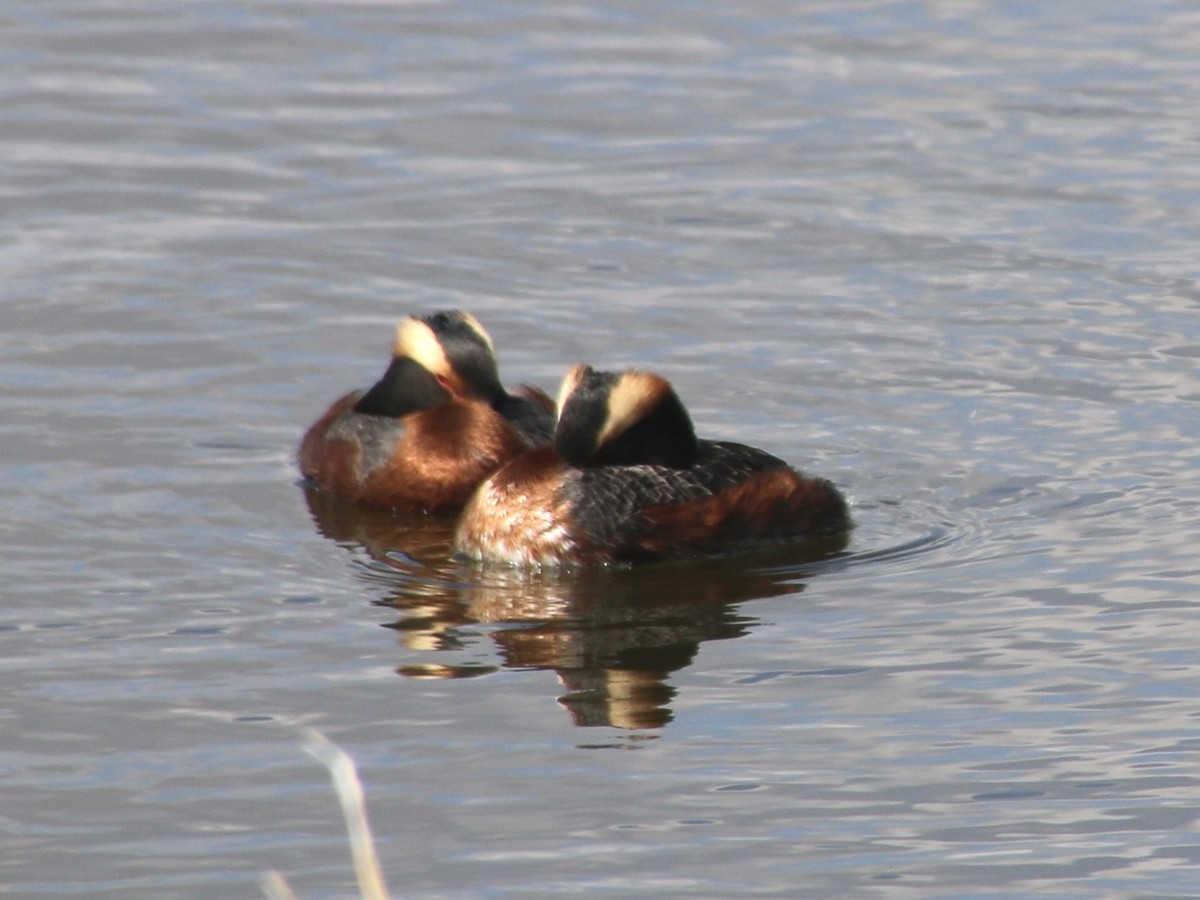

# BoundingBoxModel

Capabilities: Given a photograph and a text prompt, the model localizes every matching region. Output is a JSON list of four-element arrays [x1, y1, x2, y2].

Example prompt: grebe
[[454, 365, 850, 565], [298, 310, 554, 512]]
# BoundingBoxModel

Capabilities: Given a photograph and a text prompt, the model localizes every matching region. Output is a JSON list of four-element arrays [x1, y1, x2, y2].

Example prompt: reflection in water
[[304, 486, 848, 728], [304, 485, 460, 568]]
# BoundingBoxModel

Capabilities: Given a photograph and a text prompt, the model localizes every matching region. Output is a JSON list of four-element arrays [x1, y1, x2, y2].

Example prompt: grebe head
[[396, 310, 505, 403], [554, 365, 699, 468], [354, 310, 503, 417]]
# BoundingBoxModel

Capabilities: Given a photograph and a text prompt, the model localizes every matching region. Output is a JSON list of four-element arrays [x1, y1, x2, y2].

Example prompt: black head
[[352, 310, 501, 417], [398, 310, 505, 405], [353, 356, 450, 417], [554, 365, 699, 468]]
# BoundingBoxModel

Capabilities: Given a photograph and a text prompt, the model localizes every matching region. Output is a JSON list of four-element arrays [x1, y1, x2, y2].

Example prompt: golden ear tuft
[[393, 317, 451, 377], [555, 364, 592, 419], [598, 370, 673, 447]]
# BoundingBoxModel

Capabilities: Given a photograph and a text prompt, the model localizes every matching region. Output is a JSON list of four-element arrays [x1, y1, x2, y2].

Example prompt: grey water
[[4, 1, 1200, 897]]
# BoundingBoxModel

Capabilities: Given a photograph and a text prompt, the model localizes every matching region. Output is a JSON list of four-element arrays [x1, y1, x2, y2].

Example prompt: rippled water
[[5, 1, 1200, 897]]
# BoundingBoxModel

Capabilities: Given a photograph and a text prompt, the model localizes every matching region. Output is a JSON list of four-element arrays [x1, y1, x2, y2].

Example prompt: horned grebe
[[454, 364, 850, 565], [298, 310, 553, 512]]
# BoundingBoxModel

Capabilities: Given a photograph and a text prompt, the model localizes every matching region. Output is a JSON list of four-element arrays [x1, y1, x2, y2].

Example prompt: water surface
[[4, 1, 1200, 897]]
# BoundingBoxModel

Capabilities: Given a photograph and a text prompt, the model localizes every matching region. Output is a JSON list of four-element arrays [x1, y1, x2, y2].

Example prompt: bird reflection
[[303, 485, 847, 729]]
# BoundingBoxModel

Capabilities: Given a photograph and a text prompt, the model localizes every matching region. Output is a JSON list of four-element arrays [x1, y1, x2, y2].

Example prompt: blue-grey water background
[[5, 1, 1200, 897]]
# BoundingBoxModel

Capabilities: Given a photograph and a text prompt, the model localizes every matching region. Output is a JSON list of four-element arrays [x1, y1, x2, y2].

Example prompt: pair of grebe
[[299, 310, 850, 566]]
